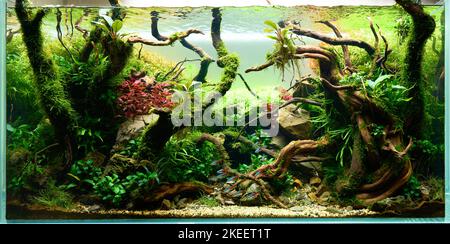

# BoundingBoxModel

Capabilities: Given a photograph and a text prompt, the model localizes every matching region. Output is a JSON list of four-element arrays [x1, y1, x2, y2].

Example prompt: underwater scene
[[5, 0, 446, 219]]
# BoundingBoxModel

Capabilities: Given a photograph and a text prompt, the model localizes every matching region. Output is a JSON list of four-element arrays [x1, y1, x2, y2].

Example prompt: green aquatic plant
[[6, 39, 43, 125], [247, 129, 272, 149], [328, 125, 354, 167], [194, 195, 220, 207], [74, 126, 104, 154], [264, 20, 298, 81], [394, 16, 412, 44], [157, 134, 220, 183], [238, 154, 274, 174], [93, 174, 126, 206], [32, 181, 75, 209], [6, 120, 58, 196], [6, 123, 39, 151], [423, 177, 444, 202], [67, 159, 159, 206], [69, 159, 102, 181], [401, 175, 421, 200], [92, 15, 125, 40], [8, 162, 45, 195], [118, 139, 141, 158]]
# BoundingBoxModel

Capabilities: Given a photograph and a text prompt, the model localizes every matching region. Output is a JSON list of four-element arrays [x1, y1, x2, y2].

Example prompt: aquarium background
[[2, 0, 447, 220]]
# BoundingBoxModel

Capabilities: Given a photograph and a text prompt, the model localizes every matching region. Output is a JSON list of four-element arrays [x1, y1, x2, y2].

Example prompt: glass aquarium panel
[[4, 0, 446, 220]]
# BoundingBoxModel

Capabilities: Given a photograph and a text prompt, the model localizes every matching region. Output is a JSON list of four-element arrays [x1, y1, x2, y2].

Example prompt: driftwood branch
[[290, 23, 376, 55], [280, 97, 323, 108], [376, 24, 392, 73], [237, 73, 260, 98], [368, 18, 380, 75], [6, 28, 20, 43], [150, 11, 213, 82], [56, 8, 75, 62], [317, 20, 354, 71], [128, 29, 204, 46], [320, 78, 356, 91], [245, 60, 275, 73], [75, 9, 89, 39]]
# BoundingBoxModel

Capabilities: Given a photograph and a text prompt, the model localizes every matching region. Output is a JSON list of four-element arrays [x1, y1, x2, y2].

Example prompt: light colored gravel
[[75, 204, 377, 218]]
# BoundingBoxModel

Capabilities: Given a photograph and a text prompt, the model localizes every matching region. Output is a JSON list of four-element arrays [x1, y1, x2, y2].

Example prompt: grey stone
[[240, 183, 262, 205], [277, 104, 312, 139], [115, 114, 159, 144]]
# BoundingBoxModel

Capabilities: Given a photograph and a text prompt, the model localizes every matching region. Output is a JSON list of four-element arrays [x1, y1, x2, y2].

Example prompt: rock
[[176, 198, 189, 209], [297, 161, 322, 172], [293, 178, 303, 188], [277, 104, 312, 139], [345, 206, 353, 211], [309, 177, 322, 186], [240, 183, 262, 205], [104, 154, 138, 175], [279, 195, 290, 204], [115, 114, 159, 144], [296, 192, 308, 201], [239, 180, 253, 190], [420, 185, 430, 200], [270, 135, 289, 148], [126, 202, 134, 210], [87, 204, 102, 212], [229, 190, 243, 199], [224, 200, 235, 205], [319, 191, 331, 204], [308, 192, 318, 201]]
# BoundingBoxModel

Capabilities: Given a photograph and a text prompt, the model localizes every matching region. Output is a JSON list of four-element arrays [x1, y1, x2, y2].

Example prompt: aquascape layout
[[5, 0, 445, 219]]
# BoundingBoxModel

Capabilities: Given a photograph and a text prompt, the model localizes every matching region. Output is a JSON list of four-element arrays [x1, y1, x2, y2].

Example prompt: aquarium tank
[[2, 0, 446, 220]]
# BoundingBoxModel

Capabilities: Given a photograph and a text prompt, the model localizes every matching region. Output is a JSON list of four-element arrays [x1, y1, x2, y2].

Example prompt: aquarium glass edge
[[445, 0, 450, 224], [0, 0, 6, 224]]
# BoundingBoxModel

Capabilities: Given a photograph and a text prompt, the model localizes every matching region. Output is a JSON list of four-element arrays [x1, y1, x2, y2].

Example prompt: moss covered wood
[[395, 0, 436, 139], [15, 0, 77, 152], [208, 8, 240, 103]]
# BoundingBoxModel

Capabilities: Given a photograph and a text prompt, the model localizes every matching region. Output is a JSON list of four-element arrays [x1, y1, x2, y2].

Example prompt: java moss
[[216, 53, 240, 96], [137, 112, 175, 160], [15, 4, 78, 145], [398, 0, 436, 139]]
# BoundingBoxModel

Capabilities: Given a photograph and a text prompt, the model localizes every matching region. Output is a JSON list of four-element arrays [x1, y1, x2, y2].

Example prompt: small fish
[[226, 176, 237, 184], [223, 186, 232, 193], [231, 190, 243, 198]]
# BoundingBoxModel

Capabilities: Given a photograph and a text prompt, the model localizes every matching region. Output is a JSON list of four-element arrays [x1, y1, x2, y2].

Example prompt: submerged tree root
[[357, 160, 413, 205], [144, 182, 214, 204], [196, 132, 329, 208]]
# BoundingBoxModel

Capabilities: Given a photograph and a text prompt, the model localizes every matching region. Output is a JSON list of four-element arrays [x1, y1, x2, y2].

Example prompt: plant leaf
[[264, 20, 278, 30], [100, 15, 114, 27], [373, 74, 393, 88], [92, 21, 110, 33], [111, 20, 123, 33]]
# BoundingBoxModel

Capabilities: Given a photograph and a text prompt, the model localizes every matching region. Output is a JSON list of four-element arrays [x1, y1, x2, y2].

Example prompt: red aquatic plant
[[147, 82, 175, 109], [278, 87, 293, 101], [117, 77, 174, 118]]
